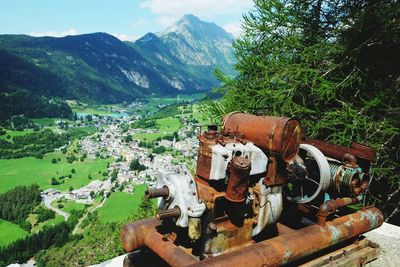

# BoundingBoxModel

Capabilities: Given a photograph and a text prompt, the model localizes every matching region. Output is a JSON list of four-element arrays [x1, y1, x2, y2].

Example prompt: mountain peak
[[181, 14, 201, 23], [159, 14, 232, 41]]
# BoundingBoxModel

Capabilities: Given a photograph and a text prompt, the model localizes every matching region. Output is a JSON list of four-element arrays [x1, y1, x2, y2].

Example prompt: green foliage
[[35, 206, 56, 223], [35, 192, 155, 266], [206, 0, 400, 222], [131, 119, 156, 129], [0, 129, 69, 159], [129, 159, 147, 172], [0, 184, 41, 224], [0, 89, 72, 123], [153, 145, 166, 154], [0, 222, 71, 266]]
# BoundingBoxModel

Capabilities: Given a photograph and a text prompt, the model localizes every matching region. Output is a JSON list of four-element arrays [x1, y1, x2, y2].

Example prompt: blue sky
[[0, 0, 253, 41]]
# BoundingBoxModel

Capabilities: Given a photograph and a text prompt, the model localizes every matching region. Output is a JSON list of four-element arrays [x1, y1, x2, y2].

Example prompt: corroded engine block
[[121, 113, 383, 267]]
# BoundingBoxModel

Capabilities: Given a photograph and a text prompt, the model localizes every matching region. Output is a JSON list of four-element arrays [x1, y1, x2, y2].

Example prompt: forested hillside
[[0, 15, 234, 106], [204, 0, 400, 224]]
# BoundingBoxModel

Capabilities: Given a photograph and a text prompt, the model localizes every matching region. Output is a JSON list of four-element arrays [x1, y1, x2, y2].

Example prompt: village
[[41, 110, 201, 216]]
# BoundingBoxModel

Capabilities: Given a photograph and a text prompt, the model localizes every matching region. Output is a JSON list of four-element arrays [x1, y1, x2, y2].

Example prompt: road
[[42, 195, 69, 221], [72, 196, 107, 234]]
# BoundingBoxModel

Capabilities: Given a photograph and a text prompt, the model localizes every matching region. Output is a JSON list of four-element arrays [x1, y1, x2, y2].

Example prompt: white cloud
[[112, 33, 139, 42], [30, 28, 78, 38], [140, 0, 253, 27], [132, 18, 149, 28], [223, 21, 243, 37]]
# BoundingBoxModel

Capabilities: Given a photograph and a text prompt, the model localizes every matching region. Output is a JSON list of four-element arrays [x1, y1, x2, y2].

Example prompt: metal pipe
[[145, 186, 169, 199], [156, 207, 181, 220], [302, 138, 375, 162], [187, 207, 384, 267], [121, 218, 197, 267], [317, 198, 357, 226]]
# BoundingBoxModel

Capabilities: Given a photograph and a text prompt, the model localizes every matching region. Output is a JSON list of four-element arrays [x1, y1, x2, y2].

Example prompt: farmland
[[0, 151, 110, 193]]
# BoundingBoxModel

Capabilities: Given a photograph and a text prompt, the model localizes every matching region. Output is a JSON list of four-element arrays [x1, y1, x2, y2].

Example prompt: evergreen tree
[[204, 0, 400, 223]]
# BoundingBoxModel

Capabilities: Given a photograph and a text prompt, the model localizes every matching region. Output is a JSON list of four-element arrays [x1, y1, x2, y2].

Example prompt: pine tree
[[205, 0, 400, 224]]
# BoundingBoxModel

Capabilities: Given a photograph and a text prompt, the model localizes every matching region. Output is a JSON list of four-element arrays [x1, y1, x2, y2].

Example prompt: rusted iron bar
[[156, 207, 181, 220], [317, 198, 357, 226], [121, 218, 197, 267], [302, 138, 375, 162], [187, 207, 383, 267], [145, 186, 170, 199], [277, 223, 296, 235]]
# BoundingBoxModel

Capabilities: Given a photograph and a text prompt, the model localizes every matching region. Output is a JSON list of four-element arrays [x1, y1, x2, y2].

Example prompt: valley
[[0, 13, 231, 267], [0, 94, 210, 266]]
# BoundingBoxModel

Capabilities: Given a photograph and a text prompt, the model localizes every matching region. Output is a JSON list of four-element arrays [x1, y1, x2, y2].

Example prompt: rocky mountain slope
[[0, 15, 235, 103]]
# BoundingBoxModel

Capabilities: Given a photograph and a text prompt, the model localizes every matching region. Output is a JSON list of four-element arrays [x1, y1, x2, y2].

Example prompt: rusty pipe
[[188, 207, 383, 267], [317, 198, 357, 226], [145, 186, 170, 199], [156, 207, 181, 220], [302, 138, 375, 162], [121, 218, 197, 267]]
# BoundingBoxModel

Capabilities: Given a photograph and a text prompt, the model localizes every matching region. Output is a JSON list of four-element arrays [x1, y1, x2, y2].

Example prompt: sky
[[0, 0, 253, 41]]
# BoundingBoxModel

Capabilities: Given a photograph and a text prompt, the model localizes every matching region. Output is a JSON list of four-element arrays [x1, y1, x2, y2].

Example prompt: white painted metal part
[[252, 179, 283, 236], [155, 166, 206, 227], [209, 142, 268, 180]]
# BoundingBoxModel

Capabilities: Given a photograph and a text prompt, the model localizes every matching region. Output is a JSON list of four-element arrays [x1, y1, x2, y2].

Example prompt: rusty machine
[[121, 113, 383, 267]]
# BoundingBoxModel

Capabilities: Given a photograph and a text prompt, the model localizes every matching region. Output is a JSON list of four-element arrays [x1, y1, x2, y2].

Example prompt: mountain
[[0, 15, 235, 103]]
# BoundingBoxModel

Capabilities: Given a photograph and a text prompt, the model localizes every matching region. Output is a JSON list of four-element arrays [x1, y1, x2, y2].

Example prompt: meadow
[[0, 129, 34, 141], [52, 199, 86, 214], [133, 117, 180, 142], [0, 219, 28, 247], [0, 151, 110, 193], [97, 184, 146, 223]]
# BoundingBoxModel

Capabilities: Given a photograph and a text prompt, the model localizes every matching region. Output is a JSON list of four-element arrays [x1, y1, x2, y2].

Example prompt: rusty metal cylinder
[[156, 207, 181, 220], [188, 206, 384, 267], [121, 218, 197, 267], [225, 156, 251, 202], [223, 112, 301, 162], [145, 186, 169, 199]]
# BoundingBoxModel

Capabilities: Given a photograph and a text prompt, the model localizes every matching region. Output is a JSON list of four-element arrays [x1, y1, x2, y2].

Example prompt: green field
[[0, 219, 29, 247], [97, 185, 146, 223], [192, 104, 212, 126], [133, 132, 165, 143], [51, 199, 86, 214], [133, 117, 180, 142], [30, 214, 65, 233], [0, 129, 34, 141], [31, 118, 57, 127], [0, 151, 110, 193], [156, 117, 180, 132]]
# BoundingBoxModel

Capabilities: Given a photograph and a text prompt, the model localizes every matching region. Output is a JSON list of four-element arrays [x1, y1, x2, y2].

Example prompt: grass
[[133, 116, 180, 142], [0, 151, 110, 193], [30, 214, 65, 233], [192, 104, 212, 126], [156, 117, 180, 132], [0, 129, 34, 141], [31, 118, 57, 127], [133, 132, 165, 143], [0, 219, 29, 248], [51, 199, 86, 214], [97, 185, 146, 223]]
